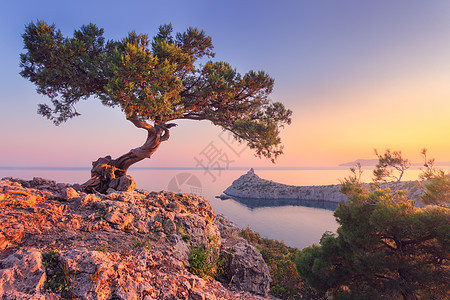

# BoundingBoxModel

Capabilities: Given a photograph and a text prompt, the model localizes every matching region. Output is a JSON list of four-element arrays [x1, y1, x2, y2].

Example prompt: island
[[223, 169, 424, 203]]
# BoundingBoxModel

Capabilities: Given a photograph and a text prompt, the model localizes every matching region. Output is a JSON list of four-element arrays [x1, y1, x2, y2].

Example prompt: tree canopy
[[20, 21, 292, 162], [295, 150, 450, 299]]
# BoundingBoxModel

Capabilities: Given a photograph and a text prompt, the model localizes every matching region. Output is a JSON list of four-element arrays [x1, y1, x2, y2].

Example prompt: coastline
[[223, 169, 424, 203]]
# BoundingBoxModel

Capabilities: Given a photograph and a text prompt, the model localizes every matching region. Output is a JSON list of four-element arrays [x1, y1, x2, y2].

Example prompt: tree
[[419, 148, 450, 208], [20, 21, 292, 193], [373, 149, 410, 195], [296, 151, 450, 299]]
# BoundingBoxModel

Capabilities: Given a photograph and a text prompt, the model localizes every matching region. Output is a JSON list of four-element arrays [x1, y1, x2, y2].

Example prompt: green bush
[[188, 236, 226, 279], [42, 250, 76, 299], [295, 157, 450, 299], [188, 245, 215, 278], [240, 227, 319, 299]]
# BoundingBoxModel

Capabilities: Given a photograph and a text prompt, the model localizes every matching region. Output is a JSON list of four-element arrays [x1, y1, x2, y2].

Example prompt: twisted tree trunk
[[81, 116, 174, 193]]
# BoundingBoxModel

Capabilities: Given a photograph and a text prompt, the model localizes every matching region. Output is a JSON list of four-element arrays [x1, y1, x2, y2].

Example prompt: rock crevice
[[0, 177, 273, 299]]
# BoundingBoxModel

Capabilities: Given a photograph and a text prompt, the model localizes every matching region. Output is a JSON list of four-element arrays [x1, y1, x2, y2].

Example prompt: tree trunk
[[80, 116, 173, 194]]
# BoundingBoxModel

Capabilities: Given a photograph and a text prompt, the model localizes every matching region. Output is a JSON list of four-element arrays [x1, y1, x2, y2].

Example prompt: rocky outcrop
[[0, 177, 272, 299], [224, 169, 348, 203], [224, 169, 424, 203], [216, 215, 271, 296]]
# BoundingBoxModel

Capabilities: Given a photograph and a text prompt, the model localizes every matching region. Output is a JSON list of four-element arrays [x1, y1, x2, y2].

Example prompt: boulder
[[222, 242, 271, 297], [108, 175, 136, 192], [215, 214, 271, 297]]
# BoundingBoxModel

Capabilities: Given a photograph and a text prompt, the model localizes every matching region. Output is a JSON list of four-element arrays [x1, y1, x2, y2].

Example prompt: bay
[[0, 166, 427, 249]]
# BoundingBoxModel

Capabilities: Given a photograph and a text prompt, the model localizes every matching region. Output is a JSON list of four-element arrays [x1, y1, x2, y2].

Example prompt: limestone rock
[[109, 175, 136, 192], [63, 187, 79, 199], [0, 177, 271, 299], [222, 242, 271, 297], [224, 169, 347, 202], [0, 249, 46, 298], [224, 169, 424, 203], [216, 214, 271, 297]]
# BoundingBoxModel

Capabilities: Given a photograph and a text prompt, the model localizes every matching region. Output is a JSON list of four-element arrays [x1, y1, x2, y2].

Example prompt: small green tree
[[419, 148, 450, 208], [373, 149, 410, 195], [20, 21, 292, 193], [296, 151, 450, 299]]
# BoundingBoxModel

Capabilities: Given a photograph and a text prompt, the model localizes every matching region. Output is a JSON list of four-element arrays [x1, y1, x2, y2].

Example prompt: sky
[[1, 0, 449, 169]]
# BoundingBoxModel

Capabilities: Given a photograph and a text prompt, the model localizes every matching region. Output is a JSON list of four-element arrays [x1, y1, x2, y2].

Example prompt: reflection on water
[[1, 166, 441, 249], [0, 168, 345, 249], [222, 196, 339, 211], [211, 196, 339, 249]]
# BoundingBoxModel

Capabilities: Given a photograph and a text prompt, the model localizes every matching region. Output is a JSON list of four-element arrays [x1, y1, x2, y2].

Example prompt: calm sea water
[[0, 167, 428, 249]]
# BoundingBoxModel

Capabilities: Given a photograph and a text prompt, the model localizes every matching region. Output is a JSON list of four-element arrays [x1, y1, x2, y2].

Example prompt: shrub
[[42, 250, 76, 299], [188, 236, 226, 279], [240, 227, 319, 299]]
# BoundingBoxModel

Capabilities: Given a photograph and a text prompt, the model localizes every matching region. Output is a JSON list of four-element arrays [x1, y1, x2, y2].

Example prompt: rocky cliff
[[224, 169, 424, 203], [224, 169, 348, 203], [0, 177, 273, 299]]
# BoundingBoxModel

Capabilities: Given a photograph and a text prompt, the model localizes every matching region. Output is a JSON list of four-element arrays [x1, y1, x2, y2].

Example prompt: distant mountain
[[339, 159, 378, 167]]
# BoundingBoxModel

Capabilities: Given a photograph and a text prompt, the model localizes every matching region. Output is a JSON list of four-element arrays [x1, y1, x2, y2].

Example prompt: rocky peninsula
[[0, 177, 273, 299], [224, 169, 424, 203]]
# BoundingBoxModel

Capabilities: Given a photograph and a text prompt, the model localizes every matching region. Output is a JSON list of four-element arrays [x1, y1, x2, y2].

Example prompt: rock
[[0, 223, 25, 251], [224, 169, 347, 202], [0, 249, 46, 298], [63, 187, 79, 199], [215, 214, 271, 297], [109, 175, 136, 192], [222, 242, 271, 297], [224, 169, 424, 204], [0, 178, 271, 299]]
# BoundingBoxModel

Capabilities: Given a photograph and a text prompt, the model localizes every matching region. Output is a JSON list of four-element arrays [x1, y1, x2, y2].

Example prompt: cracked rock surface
[[0, 177, 273, 299]]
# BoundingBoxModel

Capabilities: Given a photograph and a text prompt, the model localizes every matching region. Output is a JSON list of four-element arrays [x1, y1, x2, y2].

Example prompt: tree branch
[[177, 112, 207, 120], [400, 235, 434, 246], [157, 122, 177, 141], [379, 238, 397, 251], [126, 114, 153, 130]]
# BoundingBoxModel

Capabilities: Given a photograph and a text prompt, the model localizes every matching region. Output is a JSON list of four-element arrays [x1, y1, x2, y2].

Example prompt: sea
[[0, 166, 429, 249]]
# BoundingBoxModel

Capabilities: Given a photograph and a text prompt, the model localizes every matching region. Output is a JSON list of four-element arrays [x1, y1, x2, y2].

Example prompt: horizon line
[[0, 164, 443, 171]]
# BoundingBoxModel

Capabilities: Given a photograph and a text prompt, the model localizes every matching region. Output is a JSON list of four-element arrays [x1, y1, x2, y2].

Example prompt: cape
[[223, 169, 423, 203]]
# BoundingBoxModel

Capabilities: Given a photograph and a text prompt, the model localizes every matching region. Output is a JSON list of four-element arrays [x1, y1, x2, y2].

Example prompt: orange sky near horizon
[[280, 72, 450, 166]]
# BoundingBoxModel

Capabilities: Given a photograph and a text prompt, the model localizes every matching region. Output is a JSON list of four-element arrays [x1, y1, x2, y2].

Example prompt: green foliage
[[295, 154, 450, 299], [421, 171, 450, 207], [95, 246, 108, 252], [240, 227, 319, 299], [419, 148, 450, 207], [188, 236, 223, 279], [176, 224, 191, 242], [131, 238, 151, 249], [20, 21, 291, 161], [373, 149, 410, 194], [42, 250, 76, 299], [188, 245, 215, 278]]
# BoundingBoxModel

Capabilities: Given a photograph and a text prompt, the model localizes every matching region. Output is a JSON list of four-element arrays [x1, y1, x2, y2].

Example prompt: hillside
[[0, 177, 273, 299]]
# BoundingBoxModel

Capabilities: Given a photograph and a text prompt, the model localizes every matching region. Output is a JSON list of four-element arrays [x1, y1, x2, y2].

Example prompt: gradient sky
[[1, 0, 449, 168]]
